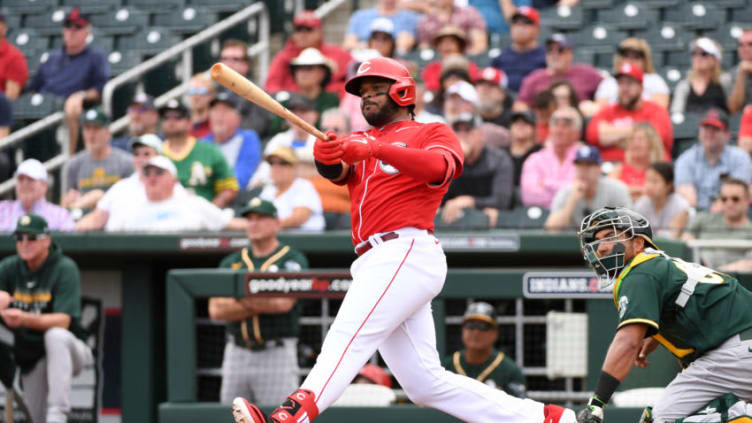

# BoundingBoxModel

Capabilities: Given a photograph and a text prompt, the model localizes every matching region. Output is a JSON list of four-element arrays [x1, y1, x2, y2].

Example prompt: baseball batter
[[231, 57, 575, 423], [577, 207, 752, 423]]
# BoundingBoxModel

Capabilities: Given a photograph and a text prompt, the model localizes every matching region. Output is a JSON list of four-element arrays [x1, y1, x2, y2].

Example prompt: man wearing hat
[[111, 92, 160, 152], [675, 109, 752, 211], [0, 214, 93, 423], [343, 0, 418, 54], [586, 63, 673, 163], [545, 145, 631, 231], [504, 110, 541, 191], [414, 0, 488, 55], [61, 107, 133, 213], [516, 33, 602, 110], [476, 67, 513, 127], [209, 197, 308, 404], [728, 29, 752, 114], [364, 18, 397, 58], [265, 10, 351, 95], [27, 8, 109, 154], [0, 159, 74, 232], [160, 98, 239, 207], [202, 92, 262, 189], [420, 28, 480, 92], [0, 13, 28, 103], [491, 5, 546, 93], [442, 302, 526, 398]]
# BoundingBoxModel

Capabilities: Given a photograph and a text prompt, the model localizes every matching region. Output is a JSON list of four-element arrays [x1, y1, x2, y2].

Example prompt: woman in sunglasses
[[594, 38, 669, 110], [670, 37, 732, 115]]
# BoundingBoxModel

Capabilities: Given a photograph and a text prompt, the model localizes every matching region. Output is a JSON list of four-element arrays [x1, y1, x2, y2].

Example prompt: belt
[[354, 231, 399, 256], [739, 327, 752, 342], [234, 335, 285, 351]]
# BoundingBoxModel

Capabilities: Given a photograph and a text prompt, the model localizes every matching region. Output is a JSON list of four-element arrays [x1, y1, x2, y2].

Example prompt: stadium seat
[[152, 6, 218, 35], [396, 49, 436, 73], [704, 24, 745, 52], [119, 27, 181, 56], [663, 2, 724, 30], [671, 112, 701, 141], [497, 206, 550, 230], [24, 7, 74, 36], [658, 66, 684, 92], [640, 0, 682, 8], [539, 5, 586, 31], [186, 0, 247, 13], [569, 25, 627, 53], [730, 112, 742, 140], [59, 0, 122, 15], [49, 30, 115, 53], [127, 0, 185, 13], [469, 53, 491, 70], [2, 0, 58, 15], [8, 29, 49, 59], [12, 92, 64, 121], [715, 0, 747, 8], [106, 50, 142, 76], [596, 3, 659, 31], [634, 23, 691, 53], [579, 0, 622, 9], [0, 10, 22, 29], [434, 208, 490, 231], [90, 7, 149, 35]]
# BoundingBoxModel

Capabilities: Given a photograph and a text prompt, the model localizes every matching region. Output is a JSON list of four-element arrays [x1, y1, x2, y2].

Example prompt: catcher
[[576, 207, 752, 423]]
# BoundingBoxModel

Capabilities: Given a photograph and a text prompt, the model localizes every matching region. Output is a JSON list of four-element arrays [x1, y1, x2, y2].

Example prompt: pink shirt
[[520, 142, 580, 208], [0, 200, 75, 232]]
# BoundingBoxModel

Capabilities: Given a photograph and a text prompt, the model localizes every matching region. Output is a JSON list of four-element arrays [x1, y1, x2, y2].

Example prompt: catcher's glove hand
[[577, 396, 605, 423]]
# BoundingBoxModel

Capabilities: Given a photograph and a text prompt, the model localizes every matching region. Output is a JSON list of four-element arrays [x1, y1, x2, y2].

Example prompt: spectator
[[0, 13, 28, 102], [357, 18, 398, 59], [684, 177, 752, 269], [491, 6, 545, 93], [476, 67, 513, 127], [159, 99, 239, 207], [548, 80, 580, 111], [594, 38, 670, 110], [75, 134, 165, 232], [208, 197, 307, 404], [217, 39, 272, 138], [27, 9, 108, 154], [202, 92, 262, 190], [739, 104, 752, 157], [675, 108, 752, 211], [520, 106, 583, 207], [504, 110, 541, 193], [442, 302, 526, 398], [443, 80, 510, 149], [671, 37, 732, 115], [477, 0, 533, 36], [61, 108, 133, 213], [727, 28, 752, 114], [265, 11, 352, 96], [633, 161, 690, 239], [259, 146, 325, 232], [532, 89, 555, 143], [0, 214, 93, 423], [545, 145, 632, 231], [586, 64, 673, 162], [343, 0, 418, 54], [441, 113, 514, 228], [353, 364, 392, 388], [607, 122, 666, 201], [413, 75, 445, 124], [111, 92, 160, 152], [421, 28, 481, 93], [105, 156, 244, 232], [0, 159, 74, 232], [0, 94, 10, 139], [516, 33, 603, 110], [311, 109, 351, 228], [415, 0, 488, 55], [187, 73, 216, 139]]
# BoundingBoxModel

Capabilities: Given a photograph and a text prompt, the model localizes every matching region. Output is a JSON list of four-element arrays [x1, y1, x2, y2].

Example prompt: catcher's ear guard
[[639, 407, 653, 423]]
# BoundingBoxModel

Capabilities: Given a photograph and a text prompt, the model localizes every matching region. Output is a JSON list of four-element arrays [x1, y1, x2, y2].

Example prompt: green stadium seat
[[640, 0, 681, 8], [568, 25, 627, 53], [0, 10, 22, 29], [469, 53, 491, 69], [152, 6, 219, 35], [119, 27, 181, 56], [24, 7, 73, 36], [596, 3, 659, 31], [497, 206, 550, 229], [671, 112, 701, 141], [663, 2, 724, 30], [730, 112, 742, 140], [59, 0, 122, 15], [106, 50, 142, 76], [187, 0, 247, 13], [2, 0, 58, 15], [715, 0, 747, 8], [12, 93, 64, 120], [579, 0, 622, 9], [8, 29, 49, 59], [704, 24, 746, 52], [538, 5, 586, 31], [127, 0, 185, 13], [434, 207, 490, 231], [90, 7, 149, 35], [49, 30, 115, 52], [396, 49, 436, 73], [634, 23, 691, 53], [658, 66, 684, 92]]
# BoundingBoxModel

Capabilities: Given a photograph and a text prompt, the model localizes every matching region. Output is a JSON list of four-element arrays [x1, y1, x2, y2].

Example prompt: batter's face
[[245, 212, 280, 241], [359, 77, 399, 127], [461, 320, 498, 352]]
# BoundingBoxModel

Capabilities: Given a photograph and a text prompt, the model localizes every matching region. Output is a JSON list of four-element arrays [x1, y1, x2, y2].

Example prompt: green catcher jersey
[[613, 248, 752, 365], [164, 137, 238, 201]]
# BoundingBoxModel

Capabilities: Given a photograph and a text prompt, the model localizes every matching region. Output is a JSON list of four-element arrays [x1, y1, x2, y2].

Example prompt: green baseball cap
[[238, 197, 277, 218], [14, 214, 49, 235], [463, 302, 497, 326], [82, 107, 110, 126]]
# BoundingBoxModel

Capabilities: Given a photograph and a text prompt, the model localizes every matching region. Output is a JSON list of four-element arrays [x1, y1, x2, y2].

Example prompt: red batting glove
[[313, 131, 344, 164], [341, 136, 379, 164]]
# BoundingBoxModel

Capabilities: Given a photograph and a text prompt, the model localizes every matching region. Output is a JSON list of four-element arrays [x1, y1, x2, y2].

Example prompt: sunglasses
[[511, 16, 534, 25], [546, 45, 568, 54], [463, 321, 495, 331], [692, 50, 713, 58], [618, 48, 645, 59], [720, 195, 742, 203], [221, 56, 247, 63], [267, 160, 292, 167], [14, 233, 46, 242], [63, 23, 85, 30], [143, 167, 167, 177], [739, 42, 752, 48], [452, 123, 477, 133], [128, 105, 153, 114], [294, 26, 315, 32], [187, 87, 210, 95], [162, 112, 187, 120], [550, 116, 575, 126]]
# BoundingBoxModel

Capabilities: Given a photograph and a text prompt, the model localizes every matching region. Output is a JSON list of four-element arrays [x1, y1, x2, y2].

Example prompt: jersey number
[[672, 258, 724, 285]]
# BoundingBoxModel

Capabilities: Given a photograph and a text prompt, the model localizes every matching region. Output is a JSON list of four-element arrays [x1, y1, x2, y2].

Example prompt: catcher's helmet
[[578, 207, 658, 288], [345, 57, 416, 107]]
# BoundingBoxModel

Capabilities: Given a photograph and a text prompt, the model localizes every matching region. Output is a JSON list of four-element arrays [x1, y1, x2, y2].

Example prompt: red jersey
[[0, 38, 29, 93], [343, 120, 463, 246]]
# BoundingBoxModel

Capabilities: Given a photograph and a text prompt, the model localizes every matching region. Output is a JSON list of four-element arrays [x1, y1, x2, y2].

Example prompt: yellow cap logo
[[20, 216, 31, 226], [250, 197, 262, 207]]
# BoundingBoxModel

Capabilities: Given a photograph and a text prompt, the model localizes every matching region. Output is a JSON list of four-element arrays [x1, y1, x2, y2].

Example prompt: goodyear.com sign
[[245, 272, 352, 298], [523, 271, 612, 299]]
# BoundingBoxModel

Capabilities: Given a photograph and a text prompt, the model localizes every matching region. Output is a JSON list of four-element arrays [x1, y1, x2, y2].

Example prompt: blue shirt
[[469, 0, 531, 34], [28, 47, 109, 97], [202, 129, 262, 190], [347, 8, 419, 41], [674, 143, 752, 210], [491, 46, 546, 93]]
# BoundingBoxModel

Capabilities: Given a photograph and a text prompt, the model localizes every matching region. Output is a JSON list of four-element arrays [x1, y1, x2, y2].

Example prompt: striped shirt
[[0, 200, 75, 232]]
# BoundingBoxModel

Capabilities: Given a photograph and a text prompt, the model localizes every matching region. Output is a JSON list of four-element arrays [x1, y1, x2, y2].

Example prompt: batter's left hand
[[341, 135, 377, 164]]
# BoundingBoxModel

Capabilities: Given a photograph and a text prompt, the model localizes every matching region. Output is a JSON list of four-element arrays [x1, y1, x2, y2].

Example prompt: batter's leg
[[378, 300, 546, 423], [220, 342, 255, 404], [21, 357, 48, 423]]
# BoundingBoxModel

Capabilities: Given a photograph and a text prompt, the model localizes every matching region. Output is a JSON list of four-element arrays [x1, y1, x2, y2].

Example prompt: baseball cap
[[131, 92, 156, 110], [450, 112, 482, 129], [15, 159, 48, 182], [239, 197, 278, 218], [511, 110, 536, 125], [293, 10, 321, 28], [511, 6, 540, 26], [290, 47, 332, 70], [63, 8, 90, 28], [277, 91, 316, 111], [614, 63, 643, 84], [574, 145, 602, 165], [463, 302, 497, 326], [369, 17, 395, 38], [144, 156, 178, 177], [477, 67, 508, 90], [82, 107, 110, 126], [445, 80, 479, 106], [265, 146, 298, 165], [129, 133, 163, 153], [691, 37, 721, 60], [158, 98, 189, 118], [210, 91, 241, 110], [357, 364, 392, 388], [700, 108, 729, 131], [546, 33, 572, 50], [14, 214, 49, 236]]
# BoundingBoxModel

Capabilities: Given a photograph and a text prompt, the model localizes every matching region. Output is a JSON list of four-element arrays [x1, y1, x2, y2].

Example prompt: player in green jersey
[[576, 207, 752, 423]]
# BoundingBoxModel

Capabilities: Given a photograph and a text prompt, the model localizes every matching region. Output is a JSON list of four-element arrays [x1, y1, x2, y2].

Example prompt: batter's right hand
[[314, 131, 344, 165]]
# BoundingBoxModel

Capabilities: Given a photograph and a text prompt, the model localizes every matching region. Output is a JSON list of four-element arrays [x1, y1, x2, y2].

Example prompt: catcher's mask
[[578, 207, 657, 288]]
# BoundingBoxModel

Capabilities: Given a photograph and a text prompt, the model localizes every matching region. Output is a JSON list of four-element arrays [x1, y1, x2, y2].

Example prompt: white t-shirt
[[248, 130, 317, 188], [594, 73, 670, 105], [260, 178, 325, 232]]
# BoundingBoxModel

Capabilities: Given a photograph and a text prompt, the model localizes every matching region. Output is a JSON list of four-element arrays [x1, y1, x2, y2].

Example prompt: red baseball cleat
[[232, 397, 268, 423], [544, 404, 577, 423]]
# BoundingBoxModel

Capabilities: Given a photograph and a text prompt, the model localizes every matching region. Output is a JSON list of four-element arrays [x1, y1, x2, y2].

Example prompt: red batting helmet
[[345, 57, 416, 107]]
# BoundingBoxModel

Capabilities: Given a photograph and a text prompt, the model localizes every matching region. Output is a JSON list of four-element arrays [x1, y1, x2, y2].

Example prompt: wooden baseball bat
[[209, 63, 327, 141], [4, 388, 13, 423]]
